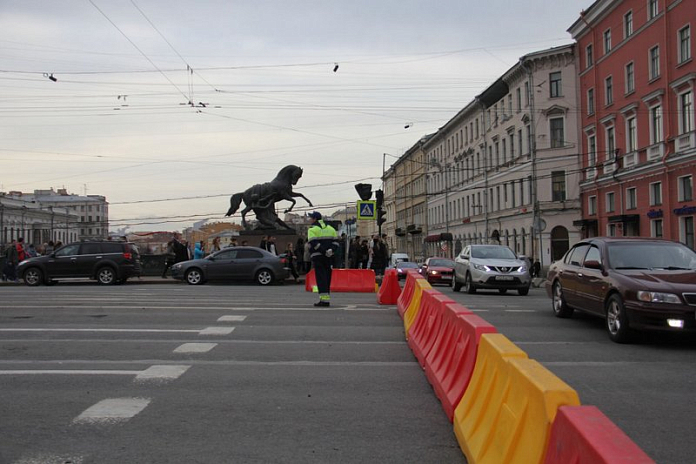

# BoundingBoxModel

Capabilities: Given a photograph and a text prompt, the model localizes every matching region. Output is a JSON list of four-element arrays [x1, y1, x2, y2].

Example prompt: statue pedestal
[[239, 230, 302, 256]]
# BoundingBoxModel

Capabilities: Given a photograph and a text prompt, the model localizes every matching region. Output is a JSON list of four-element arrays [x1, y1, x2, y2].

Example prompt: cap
[[308, 211, 322, 220]]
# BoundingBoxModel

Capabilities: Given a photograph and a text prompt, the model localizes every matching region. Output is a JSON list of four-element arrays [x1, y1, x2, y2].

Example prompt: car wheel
[[256, 269, 274, 286], [552, 281, 573, 318], [97, 267, 116, 285], [517, 286, 529, 296], [606, 294, 635, 344], [185, 268, 204, 285], [23, 267, 43, 286], [452, 275, 462, 292], [464, 273, 476, 294], [498, 288, 508, 295]]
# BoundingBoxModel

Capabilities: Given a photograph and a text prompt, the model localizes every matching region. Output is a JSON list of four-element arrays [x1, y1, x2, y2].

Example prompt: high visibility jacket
[[308, 220, 339, 258]]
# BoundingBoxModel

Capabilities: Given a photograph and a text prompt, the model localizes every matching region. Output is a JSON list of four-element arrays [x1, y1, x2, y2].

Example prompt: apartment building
[[423, 44, 582, 266], [569, 0, 696, 247]]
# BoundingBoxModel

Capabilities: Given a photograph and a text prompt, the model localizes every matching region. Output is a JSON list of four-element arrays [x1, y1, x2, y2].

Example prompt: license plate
[[495, 276, 514, 281], [442, 275, 452, 280]]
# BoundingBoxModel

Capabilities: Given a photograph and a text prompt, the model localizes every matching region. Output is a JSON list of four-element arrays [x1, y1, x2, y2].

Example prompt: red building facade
[[569, 0, 695, 249]]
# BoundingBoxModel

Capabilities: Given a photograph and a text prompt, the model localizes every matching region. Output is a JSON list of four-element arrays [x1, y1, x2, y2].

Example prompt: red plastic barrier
[[304, 269, 376, 293], [377, 269, 402, 305], [407, 289, 455, 366], [426, 310, 496, 421], [544, 406, 655, 464], [397, 271, 425, 318]]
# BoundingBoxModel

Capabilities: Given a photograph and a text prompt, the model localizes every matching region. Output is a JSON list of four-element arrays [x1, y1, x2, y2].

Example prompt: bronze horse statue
[[225, 165, 313, 230]]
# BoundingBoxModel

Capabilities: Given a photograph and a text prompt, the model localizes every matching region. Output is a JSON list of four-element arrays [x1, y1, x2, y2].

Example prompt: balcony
[[675, 131, 695, 153], [622, 151, 638, 168], [407, 224, 422, 235], [585, 167, 597, 181], [647, 142, 665, 161], [395, 227, 407, 237]]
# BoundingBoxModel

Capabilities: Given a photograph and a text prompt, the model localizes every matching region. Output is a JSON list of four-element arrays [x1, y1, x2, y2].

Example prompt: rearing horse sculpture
[[225, 165, 313, 230]]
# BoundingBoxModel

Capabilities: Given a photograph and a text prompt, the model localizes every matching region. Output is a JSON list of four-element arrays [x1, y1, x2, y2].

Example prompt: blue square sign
[[357, 200, 376, 220]]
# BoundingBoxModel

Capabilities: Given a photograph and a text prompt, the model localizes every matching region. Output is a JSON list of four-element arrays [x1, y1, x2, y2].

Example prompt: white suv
[[452, 244, 531, 295]]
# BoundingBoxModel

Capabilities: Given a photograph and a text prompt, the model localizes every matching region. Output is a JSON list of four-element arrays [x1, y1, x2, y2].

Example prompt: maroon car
[[420, 257, 455, 285], [545, 237, 696, 343]]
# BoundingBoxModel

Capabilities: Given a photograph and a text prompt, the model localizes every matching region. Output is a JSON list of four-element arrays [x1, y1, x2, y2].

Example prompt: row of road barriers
[[385, 269, 654, 464]]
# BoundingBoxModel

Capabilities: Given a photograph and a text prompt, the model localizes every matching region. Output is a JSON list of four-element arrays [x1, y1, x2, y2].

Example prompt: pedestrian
[[16, 237, 26, 264], [162, 234, 189, 278], [54, 241, 63, 251], [2, 239, 18, 282], [307, 211, 339, 307], [349, 236, 361, 269], [210, 237, 221, 254], [296, 238, 305, 272], [284, 243, 300, 283], [303, 240, 311, 273], [231, 238, 239, 247], [259, 235, 269, 251], [370, 236, 387, 276], [337, 233, 347, 268], [359, 239, 369, 269], [26, 243, 38, 258], [241, 240, 248, 246], [194, 241, 205, 259], [268, 236, 277, 255]]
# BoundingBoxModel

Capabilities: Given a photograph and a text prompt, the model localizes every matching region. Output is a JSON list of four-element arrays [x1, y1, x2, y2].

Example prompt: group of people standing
[[347, 234, 390, 276], [2, 238, 62, 282]]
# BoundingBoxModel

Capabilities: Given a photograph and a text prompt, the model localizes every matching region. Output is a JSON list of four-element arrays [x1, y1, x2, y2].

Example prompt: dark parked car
[[18, 240, 141, 286], [419, 257, 455, 285], [545, 237, 696, 343], [394, 261, 420, 280], [170, 246, 288, 285]]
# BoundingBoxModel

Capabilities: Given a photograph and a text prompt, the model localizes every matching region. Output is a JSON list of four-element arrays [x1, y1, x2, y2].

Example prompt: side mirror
[[584, 260, 602, 270], [207, 256, 215, 261]]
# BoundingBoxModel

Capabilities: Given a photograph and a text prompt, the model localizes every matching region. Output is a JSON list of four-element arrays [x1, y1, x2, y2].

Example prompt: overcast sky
[[1, 0, 590, 232]]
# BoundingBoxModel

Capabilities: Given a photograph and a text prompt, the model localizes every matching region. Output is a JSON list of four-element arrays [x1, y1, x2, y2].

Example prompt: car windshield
[[608, 242, 696, 270], [429, 259, 454, 267], [471, 246, 516, 259], [397, 262, 419, 269]]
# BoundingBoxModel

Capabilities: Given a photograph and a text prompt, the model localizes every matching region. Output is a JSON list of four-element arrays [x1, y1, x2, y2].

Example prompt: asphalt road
[[0, 282, 464, 464], [1, 280, 695, 463]]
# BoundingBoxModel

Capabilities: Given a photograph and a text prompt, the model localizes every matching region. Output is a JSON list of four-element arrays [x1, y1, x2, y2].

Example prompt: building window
[[605, 76, 613, 105], [682, 216, 695, 249], [516, 87, 521, 111], [608, 223, 617, 237], [550, 72, 562, 98], [525, 82, 530, 106], [606, 191, 616, 213], [648, 0, 658, 20], [625, 62, 635, 93], [679, 91, 693, 135], [679, 25, 691, 64], [589, 195, 597, 215], [626, 187, 637, 210], [649, 46, 660, 80], [552, 171, 566, 201], [678, 175, 693, 202], [550, 117, 564, 148], [626, 116, 637, 152], [588, 134, 597, 166], [604, 29, 612, 54], [650, 182, 662, 206], [652, 219, 663, 238], [587, 88, 595, 115], [624, 11, 633, 38], [510, 133, 515, 157], [650, 105, 663, 144], [606, 126, 616, 159]]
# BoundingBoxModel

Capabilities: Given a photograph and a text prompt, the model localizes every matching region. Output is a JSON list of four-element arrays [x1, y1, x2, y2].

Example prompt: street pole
[[444, 164, 450, 258], [525, 61, 542, 272]]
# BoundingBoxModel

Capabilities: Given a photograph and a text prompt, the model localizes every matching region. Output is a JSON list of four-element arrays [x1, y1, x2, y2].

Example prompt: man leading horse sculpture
[[225, 165, 313, 230]]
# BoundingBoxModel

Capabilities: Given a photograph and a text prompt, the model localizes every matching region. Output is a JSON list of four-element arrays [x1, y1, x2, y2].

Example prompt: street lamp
[[430, 159, 451, 258]]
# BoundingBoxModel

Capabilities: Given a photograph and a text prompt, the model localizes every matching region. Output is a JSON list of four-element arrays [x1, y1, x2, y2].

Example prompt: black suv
[[18, 240, 141, 286]]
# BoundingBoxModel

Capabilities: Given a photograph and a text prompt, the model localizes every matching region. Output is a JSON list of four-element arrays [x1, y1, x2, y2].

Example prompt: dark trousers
[[312, 255, 333, 295]]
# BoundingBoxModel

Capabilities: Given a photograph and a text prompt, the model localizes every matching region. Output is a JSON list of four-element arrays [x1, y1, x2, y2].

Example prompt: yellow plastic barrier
[[402, 279, 432, 337], [454, 334, 580, 464]]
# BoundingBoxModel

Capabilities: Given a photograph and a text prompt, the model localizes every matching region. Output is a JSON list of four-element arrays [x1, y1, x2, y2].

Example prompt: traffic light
[[375, 189, 384, 209], [355, 183, 373, 201], [377, 208, 387, 226]]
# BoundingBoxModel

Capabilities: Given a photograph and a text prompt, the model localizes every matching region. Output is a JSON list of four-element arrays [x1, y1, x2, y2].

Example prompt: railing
[[675, 131, 695, 153], [647, 142, 664, 160]]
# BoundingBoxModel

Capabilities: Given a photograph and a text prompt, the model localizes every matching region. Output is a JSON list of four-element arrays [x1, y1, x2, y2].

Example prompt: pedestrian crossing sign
[[357, 200, 377, 220]]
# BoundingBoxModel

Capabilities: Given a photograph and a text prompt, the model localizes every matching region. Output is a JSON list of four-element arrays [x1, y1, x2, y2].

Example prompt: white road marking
[[217, 315, 247, 322], [0, 369, 140, 376], [14, 454, 84, 464], [73, 398, 151, 424], [505, 309, 537, 312], [173, 343, 217, 353], [199, 327, 235, 335], [135, 365, 190, 381], [0, 328, 200, 333]]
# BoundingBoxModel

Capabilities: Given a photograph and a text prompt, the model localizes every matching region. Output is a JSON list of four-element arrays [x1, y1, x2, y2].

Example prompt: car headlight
[[429, 270, 439, 275], [637, 291, 681, 304], [172, 264, 182, 270], [518, 265, 527, 274], [472, 263, 489, 272]]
